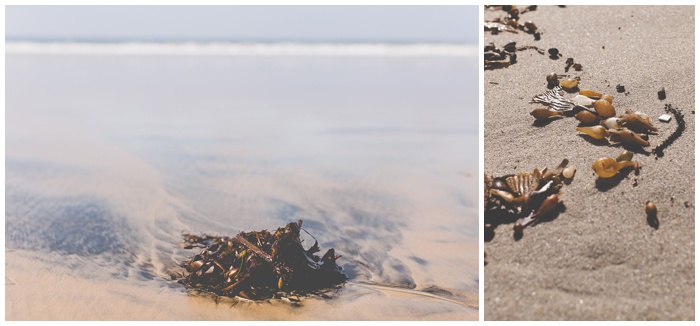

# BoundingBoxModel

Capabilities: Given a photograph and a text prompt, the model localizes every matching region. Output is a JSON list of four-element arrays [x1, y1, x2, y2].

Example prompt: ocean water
[[5, 43, 479, 320]]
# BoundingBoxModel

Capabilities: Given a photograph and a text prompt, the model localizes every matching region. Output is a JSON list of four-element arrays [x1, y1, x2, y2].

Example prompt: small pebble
[[616, 84, 625, 93], [573, 63, 583, 71], [658, 87, 666, 100], [658, 114, 672, 122], [548, 48, 559, 57]]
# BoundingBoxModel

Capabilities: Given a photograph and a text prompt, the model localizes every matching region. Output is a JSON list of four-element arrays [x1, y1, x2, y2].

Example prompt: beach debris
[[645, 200, 659, 229], [573, 63, 583, 71], [548, 48, 560, 58], [485, 159, 569, 236], [616, 84, 626, 93], [179, 220, 347, 301], [608, 129, 650, 147], [658, 114, 672, 122], [652, 104, 685, 158], [592, 153, 640, 178], [657, 88, 666, 100]]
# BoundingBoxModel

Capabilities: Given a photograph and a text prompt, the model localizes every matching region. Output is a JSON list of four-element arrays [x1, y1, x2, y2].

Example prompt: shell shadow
[[532, 117, 563, 127], [576, 134, 611, 146], [594, 168, 636, 192]]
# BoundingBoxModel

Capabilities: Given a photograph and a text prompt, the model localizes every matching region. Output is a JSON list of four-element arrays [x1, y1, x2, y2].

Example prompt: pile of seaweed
[[179, 220, 347, 301]]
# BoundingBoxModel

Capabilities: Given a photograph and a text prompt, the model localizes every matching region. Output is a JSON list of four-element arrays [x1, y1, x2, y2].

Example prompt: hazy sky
[[6, 6, 478, 43]]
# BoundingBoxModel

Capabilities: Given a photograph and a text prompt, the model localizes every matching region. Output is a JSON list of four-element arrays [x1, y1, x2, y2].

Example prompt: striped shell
[[504, 168, 542, 197]]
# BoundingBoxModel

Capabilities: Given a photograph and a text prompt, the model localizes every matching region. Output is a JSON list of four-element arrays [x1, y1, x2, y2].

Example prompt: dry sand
[[484, 6, 695, 320]]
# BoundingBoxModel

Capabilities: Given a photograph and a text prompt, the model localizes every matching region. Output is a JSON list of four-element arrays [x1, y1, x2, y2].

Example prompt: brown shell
[[575, 110, 599, 124], [594, 99, 616, 118], [504, 169, 541, 197], [578, 89, 602, 99], [620, 109, 658, 132]]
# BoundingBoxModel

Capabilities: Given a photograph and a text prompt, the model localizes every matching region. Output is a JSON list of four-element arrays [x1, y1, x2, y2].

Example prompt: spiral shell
[[592, 157, 639, 178], [619, 109, 658, 132], [530, 108, 563, 120], [576, 125, 609, 140], [608, 129, 650, 146]]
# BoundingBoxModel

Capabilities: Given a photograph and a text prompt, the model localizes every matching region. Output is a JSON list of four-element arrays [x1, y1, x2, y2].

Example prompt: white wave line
[[5, 42, 478, 57]]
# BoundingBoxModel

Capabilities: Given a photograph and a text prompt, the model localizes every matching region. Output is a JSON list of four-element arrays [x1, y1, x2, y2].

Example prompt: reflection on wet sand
[[5, 54, 478, 320]]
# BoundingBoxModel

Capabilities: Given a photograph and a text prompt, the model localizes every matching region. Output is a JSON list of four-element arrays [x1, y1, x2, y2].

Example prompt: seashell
[[505, 171, 541, 197], [572, 94, 595, 107], [546, 72, 558, 87], [563, 165, 576, 179], [645, 200, 657, 217], [578, 89, 602, 99], [576, 125, 608, 140], [491, 177, 510, 191], [575, 110, 599, 124], [602, 117, 622, 130], [601, 94, 614, 104], [560, 78, 579, 90], [593, 99, 616, 118], [530, 108, 563, 120], [490, 189, 514, 203], [278, 277, 284, 289], [616, 150, 634, 162], [592, 157, 639, 178], [619, 109, 658, 132], [188, 260, 204, 271], [608, 129, 650, 146], [534, 194, 559, 218]]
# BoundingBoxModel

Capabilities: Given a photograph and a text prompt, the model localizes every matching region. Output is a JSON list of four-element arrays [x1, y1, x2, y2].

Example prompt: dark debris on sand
[[179, 220, 347, 302]]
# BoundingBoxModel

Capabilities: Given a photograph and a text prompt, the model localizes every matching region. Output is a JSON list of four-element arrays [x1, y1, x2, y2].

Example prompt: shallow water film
[[5, 53, 479, 320]]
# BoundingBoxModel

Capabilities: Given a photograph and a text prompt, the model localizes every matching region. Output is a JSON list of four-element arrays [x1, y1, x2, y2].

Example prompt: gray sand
[[484, 6, 694, 320]]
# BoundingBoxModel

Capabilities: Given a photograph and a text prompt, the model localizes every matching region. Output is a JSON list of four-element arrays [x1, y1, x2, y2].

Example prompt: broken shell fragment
[[608, 129, 650, 146], [592, 157, 639, 178], [658, 114, 672, 122], [593, 99, 616, 118], [572, 94, 595, 107], [575, 110, 599, 124], [602, 117, 622, 130], [530, 108, 563, 120], [578, 89, 602, 99], [576, 125, 609, 140], [562, 165, 576, 179], [560, 78, 579, 90]]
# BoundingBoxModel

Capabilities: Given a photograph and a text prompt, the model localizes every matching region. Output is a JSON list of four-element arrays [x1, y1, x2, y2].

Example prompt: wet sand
[[5, 53, 479, 320], [484, 6, 695, 320]]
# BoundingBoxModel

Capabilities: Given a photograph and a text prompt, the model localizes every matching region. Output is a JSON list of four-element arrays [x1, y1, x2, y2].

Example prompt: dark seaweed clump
[[179, 220, 347, 301], [652, 104, 685, 158]]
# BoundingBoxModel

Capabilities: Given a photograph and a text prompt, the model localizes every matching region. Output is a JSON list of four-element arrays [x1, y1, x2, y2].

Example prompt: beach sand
[[5, 54, 479, 320], [484, 6, 695, 320]]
